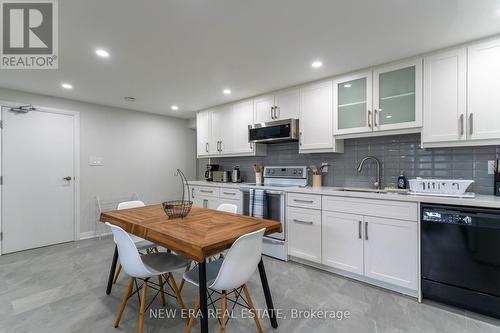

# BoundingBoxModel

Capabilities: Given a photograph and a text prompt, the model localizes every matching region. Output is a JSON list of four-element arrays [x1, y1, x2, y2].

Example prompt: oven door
[[242, 189, 285, 241]]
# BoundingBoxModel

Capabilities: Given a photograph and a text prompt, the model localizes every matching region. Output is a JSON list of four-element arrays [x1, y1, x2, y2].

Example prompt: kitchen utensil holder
[[255, 172, 263, 185], [312, 175, 322, 187]]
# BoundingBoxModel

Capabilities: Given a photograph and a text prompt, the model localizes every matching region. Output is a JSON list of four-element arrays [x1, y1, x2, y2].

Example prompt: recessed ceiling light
[[171, 105, 179, 111], [124, 96, 136, 101], [61, 83, 73, 89], [223, 89, 231, 95], [311, 60, 323, 68], [344, 84, 352, 88], [95, 49, 110, 58]]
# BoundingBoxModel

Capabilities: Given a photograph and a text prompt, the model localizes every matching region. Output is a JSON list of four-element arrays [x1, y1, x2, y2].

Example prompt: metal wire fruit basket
[[162, 200, 192, 218], [162, 169, 192, 218]]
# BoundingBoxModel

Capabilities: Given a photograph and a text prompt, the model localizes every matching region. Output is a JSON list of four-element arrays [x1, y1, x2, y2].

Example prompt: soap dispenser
[[397, 171, 408, 189]]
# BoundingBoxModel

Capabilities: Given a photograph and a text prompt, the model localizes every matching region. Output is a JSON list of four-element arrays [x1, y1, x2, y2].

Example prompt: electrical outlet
[[488, 160, 496, 175]]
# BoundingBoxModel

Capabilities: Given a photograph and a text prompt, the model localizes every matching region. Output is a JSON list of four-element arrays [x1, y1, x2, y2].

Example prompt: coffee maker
[[204, 164, 220, 181]]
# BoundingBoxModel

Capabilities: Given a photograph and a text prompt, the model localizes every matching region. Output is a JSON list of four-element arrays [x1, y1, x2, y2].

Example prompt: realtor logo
[[1, 0, 58, 69]]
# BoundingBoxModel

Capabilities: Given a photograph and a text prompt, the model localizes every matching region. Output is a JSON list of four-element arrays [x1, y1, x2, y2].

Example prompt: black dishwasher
[[421, 204, 500, 318]]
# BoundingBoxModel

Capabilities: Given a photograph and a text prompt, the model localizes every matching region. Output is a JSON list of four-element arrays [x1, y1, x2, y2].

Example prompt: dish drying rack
[[408, 179, 475, 198]]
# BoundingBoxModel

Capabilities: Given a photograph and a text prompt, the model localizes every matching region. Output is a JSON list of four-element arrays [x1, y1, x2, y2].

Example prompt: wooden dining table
[[101, 205, 282, 333]]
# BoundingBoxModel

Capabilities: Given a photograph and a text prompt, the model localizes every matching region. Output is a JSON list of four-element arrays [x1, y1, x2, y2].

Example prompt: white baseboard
[[79, 230, 112, 240]]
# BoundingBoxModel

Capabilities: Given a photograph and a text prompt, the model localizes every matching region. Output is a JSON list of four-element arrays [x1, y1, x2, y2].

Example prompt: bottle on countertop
[[397, 171, 408, 189]]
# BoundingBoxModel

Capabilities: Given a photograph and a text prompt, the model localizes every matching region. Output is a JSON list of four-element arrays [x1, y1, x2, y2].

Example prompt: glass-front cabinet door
[[333, 71, 373, 135], [373, 59, 422, 131]]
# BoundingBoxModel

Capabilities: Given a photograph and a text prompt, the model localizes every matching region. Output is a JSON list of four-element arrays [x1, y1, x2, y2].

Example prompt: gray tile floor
[[0, 237, 499, 333]]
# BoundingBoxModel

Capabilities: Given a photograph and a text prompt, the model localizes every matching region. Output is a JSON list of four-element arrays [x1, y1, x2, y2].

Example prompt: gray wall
[[199, 134, 498, 195], [0, 87, 196, 236]]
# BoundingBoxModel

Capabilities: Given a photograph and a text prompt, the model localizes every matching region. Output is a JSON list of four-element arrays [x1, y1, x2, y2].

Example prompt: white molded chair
[[183, 228, 266, 333], [113, 200, 157, 284], [107, 222, 189, 333], [216, 203, 238, 214]]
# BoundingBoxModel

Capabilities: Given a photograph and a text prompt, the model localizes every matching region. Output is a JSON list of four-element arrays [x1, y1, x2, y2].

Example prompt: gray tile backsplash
[[197, 134, 500, 195]]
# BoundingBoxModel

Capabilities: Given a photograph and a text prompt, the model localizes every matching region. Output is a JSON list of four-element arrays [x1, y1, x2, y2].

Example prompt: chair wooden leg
[[158, 275, 166, 306], [220, 291, 227, 333], [178, 262, 192, 292], [242, 284, 263, 333], [115, 277, 134, 328], [168, 272, 188, 322], [138, 279, 148, 333], [113, 263, 122, 284], [184, 298, 200, 333]]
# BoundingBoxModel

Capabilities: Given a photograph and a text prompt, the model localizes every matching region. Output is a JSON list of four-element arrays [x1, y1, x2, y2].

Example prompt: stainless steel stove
[[241, 166, 307, 261]]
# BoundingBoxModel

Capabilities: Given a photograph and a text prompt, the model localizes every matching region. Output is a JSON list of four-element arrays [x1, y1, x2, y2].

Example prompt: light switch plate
[[89, 156, 104, 166], [488, 160, 495, 175]]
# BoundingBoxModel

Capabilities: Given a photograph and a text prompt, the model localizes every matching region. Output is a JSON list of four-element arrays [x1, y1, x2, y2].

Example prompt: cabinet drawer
[[322, 196, 418, 222], [192, 186, 219, 198], [219, 188, 241, 200], [287, 207, 322, 263], [287, 193, 321, 210]]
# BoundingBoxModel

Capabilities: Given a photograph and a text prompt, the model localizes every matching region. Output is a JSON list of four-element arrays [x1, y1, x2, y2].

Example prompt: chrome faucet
[[357, 156, 382, 190]]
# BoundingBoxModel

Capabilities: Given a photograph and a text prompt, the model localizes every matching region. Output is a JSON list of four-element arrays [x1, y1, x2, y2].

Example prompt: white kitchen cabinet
[[254, 95, 275, 123], [363, 216, 418, 290], [287, 207, 322, 263], [322, 211, 364, 275], [423, 48, 467, 144], [274, 88, 300, 120], [231, 100, 254, 155], [334, 71, 373, 136], [211, 105, 233, 155], [299, 80, 343, 153], [196, 110, 211, 157], [373, 58, 422, 132], [468, 38, 500, 141]]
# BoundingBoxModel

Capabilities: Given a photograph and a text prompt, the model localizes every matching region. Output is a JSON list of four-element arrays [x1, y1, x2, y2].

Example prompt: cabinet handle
[[271, 106, 275, 120], [200, 190, 213, 194], [293, 199, 314, 203], [374, 109, 379, 127], [299, 132, 302, 146], [293, 219, 313, 225], [365, 221, 368, 240], [205, 142, 209, 153], [469, 113, 474, 136], [250, 143, 253, 150], [459, 114, 464, 137], [192, 188, 195, 199], [222, 192, 236, 195], [368, 110, 372, 128], [358, 221, 362, 239]]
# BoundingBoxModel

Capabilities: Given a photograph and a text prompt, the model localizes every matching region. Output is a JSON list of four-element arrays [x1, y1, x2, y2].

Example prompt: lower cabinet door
[[206, 198, 221, 210], [287, 207, 322, 263], [363, 216, 418, 290], [322, 211, 364, 275]]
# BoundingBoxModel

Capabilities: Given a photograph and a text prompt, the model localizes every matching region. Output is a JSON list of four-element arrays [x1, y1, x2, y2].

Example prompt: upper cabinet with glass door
[[373, 59, 422, 131], [334, 59, 422, 137]]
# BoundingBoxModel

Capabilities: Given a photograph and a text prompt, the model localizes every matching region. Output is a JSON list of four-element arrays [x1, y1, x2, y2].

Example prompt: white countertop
[[188, 181, 500, 209]]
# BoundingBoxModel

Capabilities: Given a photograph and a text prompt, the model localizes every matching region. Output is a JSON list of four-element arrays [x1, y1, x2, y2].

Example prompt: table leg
[[258, 257, 278, 329], [106, 246, 119, 295], [198, 260, 209, 333]]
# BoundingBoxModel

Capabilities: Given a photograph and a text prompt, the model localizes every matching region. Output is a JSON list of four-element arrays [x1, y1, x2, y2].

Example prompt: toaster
[[212, 171, 231, 182]]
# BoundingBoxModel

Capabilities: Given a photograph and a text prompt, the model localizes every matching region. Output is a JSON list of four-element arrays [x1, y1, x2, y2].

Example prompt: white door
[[253, 95, 275, 123], [423, 48, 467, 144], [208, 108, 221, 155], [287, 207, 322, 263], [196, 110, 210, 157], [275, 88, 300, 120], [231, 100, 254, 154], [467, 38, 500, 141], [322, 211, 364, 275], [333, 71, 373, 135], [217, 105, 233, 155], [363, 216, 418, 290], [299, 80, 334, 152], [2, 107, 76, 254], [373, 59, 422, 131]]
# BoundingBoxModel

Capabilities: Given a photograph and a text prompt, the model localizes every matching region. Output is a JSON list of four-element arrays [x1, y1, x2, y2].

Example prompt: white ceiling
[[2, 0, 500, 118]]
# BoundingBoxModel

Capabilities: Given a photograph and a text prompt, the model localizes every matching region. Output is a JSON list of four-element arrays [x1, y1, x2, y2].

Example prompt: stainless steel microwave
[[248, 119, 299, 143]]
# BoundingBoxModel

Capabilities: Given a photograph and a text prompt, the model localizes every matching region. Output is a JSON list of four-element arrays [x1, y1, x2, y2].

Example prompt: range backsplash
[[197, 134, 500, 195]]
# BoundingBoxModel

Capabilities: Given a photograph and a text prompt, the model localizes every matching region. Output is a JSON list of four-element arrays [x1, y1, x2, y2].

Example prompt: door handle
[[459, 114, 464, 137], [271, 106, 275, 120], [358, 221, 362, 239], [374, 109, 379, 127], [368, 110, 372, 128], [365, 221, 368, 240], [63, 176, 72, 181], [469, 113, 474, 136], [293, 219, 313, 225]]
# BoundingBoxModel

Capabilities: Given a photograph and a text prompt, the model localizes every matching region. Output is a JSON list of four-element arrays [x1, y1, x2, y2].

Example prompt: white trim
[[79, 230, 112, 240], [0, 100, 81, 255]]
